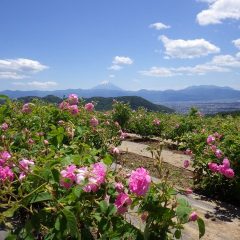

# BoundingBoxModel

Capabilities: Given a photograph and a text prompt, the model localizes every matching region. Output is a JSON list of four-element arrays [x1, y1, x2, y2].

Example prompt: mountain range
[[1, 83, 240, 103]]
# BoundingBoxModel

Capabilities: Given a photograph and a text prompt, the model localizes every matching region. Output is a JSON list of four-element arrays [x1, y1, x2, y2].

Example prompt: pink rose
[[85, 102, 94, 111], [129, 167, 151, 196], [223, 168, 235, 179], [60, 165, 77, 189], [83, 163, 106, 192], [68, 105, 79, 115], [208, 162, 219, 173], [0, 166, 14, 182], [207, 135, 215, 145], [68, 94, 78, 105]]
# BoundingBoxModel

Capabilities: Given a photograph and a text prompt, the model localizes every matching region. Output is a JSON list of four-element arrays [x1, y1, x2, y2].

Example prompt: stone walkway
[[119, 140, 240, 240]]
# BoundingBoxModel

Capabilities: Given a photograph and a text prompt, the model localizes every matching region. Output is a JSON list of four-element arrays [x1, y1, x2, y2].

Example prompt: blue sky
[[0, 0, 240, 91]]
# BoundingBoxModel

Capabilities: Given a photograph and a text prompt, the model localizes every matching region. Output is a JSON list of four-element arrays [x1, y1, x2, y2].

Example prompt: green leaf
[[103, 154, 113, 166], [2, 204, 20, 218], [174, 229, 181, 239], [99, 200, 108, 214], [30, 192, 52, 203], [51, 168, 60, 183], [197, 218, 205, 239], [62, 208, 80, 239], [107, 204, 117, 216]]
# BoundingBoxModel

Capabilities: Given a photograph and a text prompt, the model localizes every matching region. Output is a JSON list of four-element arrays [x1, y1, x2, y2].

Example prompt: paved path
[[118, 140, 240, 240]]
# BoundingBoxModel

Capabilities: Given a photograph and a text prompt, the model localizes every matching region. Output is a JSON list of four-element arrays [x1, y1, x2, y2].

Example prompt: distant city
[[162, 102, 240, 114]]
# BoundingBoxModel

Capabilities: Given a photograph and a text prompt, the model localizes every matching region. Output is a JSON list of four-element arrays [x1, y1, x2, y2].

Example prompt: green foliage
[[0, 99, 202, 239]]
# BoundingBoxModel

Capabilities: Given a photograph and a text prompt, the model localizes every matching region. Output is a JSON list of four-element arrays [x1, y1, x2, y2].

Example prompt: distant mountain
[[91, 82, 123, 91], [17, 95, 174, 113], [86, 96, 174, 113], [2, 85, 240, 103]]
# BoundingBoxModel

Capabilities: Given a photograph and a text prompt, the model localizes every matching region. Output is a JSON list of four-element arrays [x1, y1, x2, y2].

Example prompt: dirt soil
[[117, 151, 193, 190]]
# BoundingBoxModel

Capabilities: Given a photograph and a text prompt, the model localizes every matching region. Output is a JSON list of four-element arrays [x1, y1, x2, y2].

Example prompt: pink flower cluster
[[0, 151, 11, 166], [59, 94, 79, 115], [0, 166, 14, 182], [208, 158, 235, 178], [0, 151, 14, 182], [129, 167, 151, 196], [60, 162, 106, 192]]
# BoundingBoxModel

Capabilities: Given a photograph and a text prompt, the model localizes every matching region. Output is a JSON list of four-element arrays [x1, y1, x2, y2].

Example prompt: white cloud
[[140, 67, 174, 77], [211, 54, 240, 67], [233, 38, 240, 49], [0, 72, 28, 80], [140, 52, 240, 77], [0, 58, 48, 80], [197, 0, 217, 3], [12, 81, 58, 89], [197, 0, 240, 25], [149, 22, 171, 30], [159, 35, 220, 59], [108, 65, 122, 71], [108, 56, 133, 71], [109, 74, 115, 78], [113, 56, 133, 65]]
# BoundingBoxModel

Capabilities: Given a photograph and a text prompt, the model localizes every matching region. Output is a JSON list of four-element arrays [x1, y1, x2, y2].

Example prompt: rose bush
[[0, 96, 204, 239]]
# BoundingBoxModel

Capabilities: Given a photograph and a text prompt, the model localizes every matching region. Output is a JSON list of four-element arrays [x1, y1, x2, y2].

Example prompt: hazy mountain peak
[[92, 81, 123, 91]]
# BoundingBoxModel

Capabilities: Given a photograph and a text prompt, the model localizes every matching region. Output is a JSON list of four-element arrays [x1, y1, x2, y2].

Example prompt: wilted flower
[[115, 182, 124, 193], [111, 147, 120, 155], [119, 130, 128, 140], [114, 192, 132, 214], [129, 167, 151, 196], [153, 119, 161, 125], [184, 149, 192, 155], [90, 117, 99, 127], [1, 123, 8, 131], [19, 159, 35, 172], [215, 149, 222, 159], [22, 103, 34, 113], [189, 212, 198, 221], [183, 160, 190, 168]]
